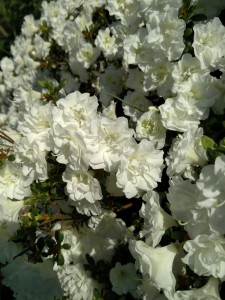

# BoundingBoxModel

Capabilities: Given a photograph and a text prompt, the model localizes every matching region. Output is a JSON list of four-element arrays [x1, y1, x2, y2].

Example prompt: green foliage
[[0, 0, 43, 59], [9, 156, 70, 265], [202, 135, 225, 163], [43, 230, 71, 266], [178, 0, 198, 23], [38, 77, 66, 104]]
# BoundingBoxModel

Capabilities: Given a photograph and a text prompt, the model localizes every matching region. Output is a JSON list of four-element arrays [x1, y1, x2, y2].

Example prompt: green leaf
[[207, 149, 222, 162], [190, 14, 207, 22], [7, 154, 15, 161], [56, 252, 65, 266], [201, 135, 216, 150], [57, 79, 66, 91], [55, 230, 64, 244], [62, 243, 71, 250], [219, 138, 225, 150]]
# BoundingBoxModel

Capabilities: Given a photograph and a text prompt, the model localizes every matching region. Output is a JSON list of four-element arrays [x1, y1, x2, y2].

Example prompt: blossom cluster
[[0, 0, 225, 299]]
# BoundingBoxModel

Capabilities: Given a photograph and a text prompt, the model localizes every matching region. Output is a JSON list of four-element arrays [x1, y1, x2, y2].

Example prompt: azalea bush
[[1, 0, 225, 299]]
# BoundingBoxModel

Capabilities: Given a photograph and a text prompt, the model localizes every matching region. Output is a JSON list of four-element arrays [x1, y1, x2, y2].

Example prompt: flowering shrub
[[0, 0, 225, 299]]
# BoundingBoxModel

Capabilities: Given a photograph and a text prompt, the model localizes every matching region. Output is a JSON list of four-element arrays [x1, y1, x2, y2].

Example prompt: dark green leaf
[[55, 230, 64, 244], [56, 252, 64, 266], [62, 243, 71, 250], [7, 154, 15, 161], [57, 79, 66, 91], [190, 14, 207, 22]]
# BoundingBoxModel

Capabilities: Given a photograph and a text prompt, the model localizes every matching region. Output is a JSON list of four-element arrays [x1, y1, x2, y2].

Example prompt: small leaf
[[56, 252, 64, 266], [55, 230, 64, 244], [38, 80, 47, 89], [190, 14, 207, 22], [207, 149, 222, 162], [57, 79, 66, 91], [201, 135, 216, 150], [62, 243, 71, 250], [46, 237, 56, 248], [7, 154, 15, 161], [219, 138, 225, 150]]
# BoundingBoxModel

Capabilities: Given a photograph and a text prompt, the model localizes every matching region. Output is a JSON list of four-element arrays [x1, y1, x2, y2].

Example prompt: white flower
[[106, 0, 141, 27], [55, 263, 99, 300], [140, 0, 181, 16], [116, 139, 164, 198], [138, 274, 169, 300], [86, 115, 135, 172], [72, 198, 102, 216], [63, 167, 102, 204], [166, 126, 207, 180], [0, 195, 24, 227], [140, 191, 176, 247], [21, 15, 39, 37], [123, 28, 150, 66], [159, 97, 201, 132], [2, 256, 63, 300], [129, 240, 177, 293], [174, 276, 221, 300], [146, 9, 185, 61], [95, 28, 118, 58], [136, 107, 166, 149], [15, 137, 48, 184], [51, 122, 90, 171], [51, 91, 99, 170], [182, 234, 225, 280], [54, 90, 99, 133], [167, 176, 211, 238], [193, 17, 225, 70], [40, 1, 68, 46], [82, 211, 133, 262], [76, 41, 100, 69], [13, 86, 42, 112], [109, 262, 139, 296], [196, 155, 225, 234], [32, 34, 51, 59], [142, 56, 173, 98], [171, 53, 209, 94], [176, 73, 218, 117], [18, 100, 53, 151], [0, 161, 31, 200]]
